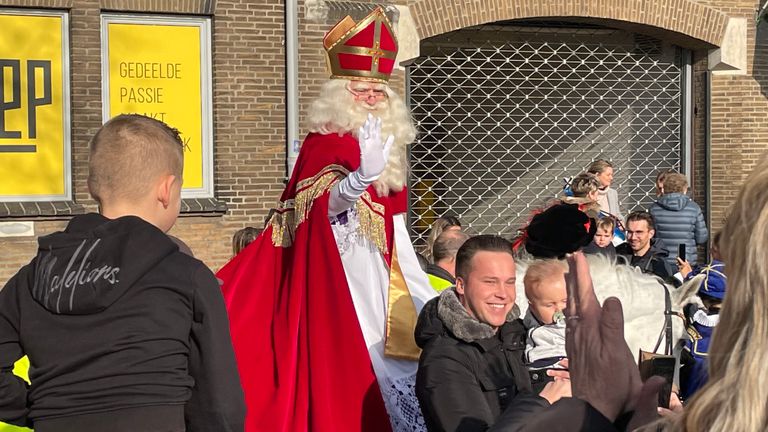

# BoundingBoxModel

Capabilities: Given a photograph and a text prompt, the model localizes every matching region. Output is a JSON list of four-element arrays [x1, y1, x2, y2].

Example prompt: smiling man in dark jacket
[[616, 211, 675, 281], [415, 235, 571, 431]]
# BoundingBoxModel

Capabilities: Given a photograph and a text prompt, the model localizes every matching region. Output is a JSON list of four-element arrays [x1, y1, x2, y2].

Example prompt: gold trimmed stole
[[384, 241, 421, 361]]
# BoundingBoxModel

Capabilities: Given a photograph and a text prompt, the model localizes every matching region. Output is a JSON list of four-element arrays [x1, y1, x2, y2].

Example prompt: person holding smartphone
[[648, 172, 709, 268]]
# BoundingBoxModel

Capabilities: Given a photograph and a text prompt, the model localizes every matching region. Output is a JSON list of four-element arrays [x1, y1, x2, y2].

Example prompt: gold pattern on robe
[[294, 166, 345, 225], [269, 201, 297, 248], [384, 241, 421, 360], [356, 191, 387, 255], [269, 165, 346, 247], [269, 164, 387, 255]]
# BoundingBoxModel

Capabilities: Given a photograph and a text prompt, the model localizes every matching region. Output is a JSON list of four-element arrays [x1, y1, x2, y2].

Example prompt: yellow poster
[[105, 20, 206, 191], [0, 357, 31, 431], [0, 12, 68, 199]]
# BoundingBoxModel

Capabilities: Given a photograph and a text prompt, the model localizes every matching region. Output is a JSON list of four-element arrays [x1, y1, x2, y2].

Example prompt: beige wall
[[1, 0, 766, 286]]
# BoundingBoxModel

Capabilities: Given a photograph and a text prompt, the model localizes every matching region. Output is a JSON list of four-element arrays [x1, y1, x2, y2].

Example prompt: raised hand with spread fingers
[[357, 113, 394, 181], [564, 251, 665, 429], [328, 113, 394, 216]]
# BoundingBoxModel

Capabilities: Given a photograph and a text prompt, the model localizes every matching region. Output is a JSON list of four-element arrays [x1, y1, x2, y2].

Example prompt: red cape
[[217, 133, 406, 432]]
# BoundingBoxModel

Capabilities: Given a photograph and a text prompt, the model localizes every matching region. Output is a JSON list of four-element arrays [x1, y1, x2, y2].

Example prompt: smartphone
[[639, 354, 675, 409], [678, 243, 686, 262], [655, 357, 675, 409]]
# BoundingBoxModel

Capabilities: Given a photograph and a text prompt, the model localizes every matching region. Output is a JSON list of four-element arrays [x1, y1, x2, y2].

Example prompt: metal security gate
[[407, 23, 689, 243]]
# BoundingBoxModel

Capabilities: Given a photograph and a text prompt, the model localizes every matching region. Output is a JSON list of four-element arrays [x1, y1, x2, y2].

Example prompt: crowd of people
[[0, 6, 765, 432]]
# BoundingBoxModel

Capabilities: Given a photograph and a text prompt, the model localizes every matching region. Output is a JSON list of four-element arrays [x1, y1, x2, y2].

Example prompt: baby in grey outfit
[[522, 259, 569, 388]]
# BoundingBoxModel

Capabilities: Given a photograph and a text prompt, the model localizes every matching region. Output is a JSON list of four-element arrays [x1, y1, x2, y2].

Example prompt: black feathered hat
[[524, 203, 597, 259]]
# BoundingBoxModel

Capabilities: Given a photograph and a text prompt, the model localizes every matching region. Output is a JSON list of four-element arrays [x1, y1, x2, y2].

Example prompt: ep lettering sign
[[0, 59, 53, 143], [0, 11, 70, 200]]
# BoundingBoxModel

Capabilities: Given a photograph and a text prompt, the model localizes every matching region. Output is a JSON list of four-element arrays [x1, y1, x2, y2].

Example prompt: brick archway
[[408, 0, 730, 48]]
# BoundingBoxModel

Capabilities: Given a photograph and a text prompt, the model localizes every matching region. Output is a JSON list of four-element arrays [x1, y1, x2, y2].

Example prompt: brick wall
[[0, 0, 291, 286], [707, 1, 768, 231], [1, 0, 766, 287], [408, 0, 729, 48]]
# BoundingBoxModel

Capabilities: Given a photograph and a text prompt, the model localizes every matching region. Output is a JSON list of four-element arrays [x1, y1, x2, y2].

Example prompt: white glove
[[357, 113, 394, 181], [328, 114, 394, 216]]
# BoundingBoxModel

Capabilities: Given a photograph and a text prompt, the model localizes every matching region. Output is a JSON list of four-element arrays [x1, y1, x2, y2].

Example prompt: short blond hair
[[597, 217, 615, 232], [662, 172, 688, 194], [524, 259, 568, 299], [88, 114, 184, 205], [570, 172, 601, 197]]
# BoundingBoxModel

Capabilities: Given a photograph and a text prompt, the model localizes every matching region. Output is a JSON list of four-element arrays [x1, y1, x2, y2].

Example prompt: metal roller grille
[[407, 23, 685, 244]]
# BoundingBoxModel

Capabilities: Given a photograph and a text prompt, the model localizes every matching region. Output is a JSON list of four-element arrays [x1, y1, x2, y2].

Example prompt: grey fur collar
[[437, 288, 520, 343]]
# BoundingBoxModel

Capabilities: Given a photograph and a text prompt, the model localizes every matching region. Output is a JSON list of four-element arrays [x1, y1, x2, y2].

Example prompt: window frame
[[100, 13, 214, 199]]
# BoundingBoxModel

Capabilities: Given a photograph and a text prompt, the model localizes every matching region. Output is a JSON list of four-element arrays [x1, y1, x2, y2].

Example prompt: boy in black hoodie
[[0, 114, 245, 432]]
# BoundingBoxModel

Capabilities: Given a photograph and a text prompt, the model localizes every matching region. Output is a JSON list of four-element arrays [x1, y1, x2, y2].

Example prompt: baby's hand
[[539, 375, 572, 404], [555, 358, 569, 370]]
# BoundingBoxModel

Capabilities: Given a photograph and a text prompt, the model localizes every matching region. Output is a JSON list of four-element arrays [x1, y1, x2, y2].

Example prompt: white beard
[[307, 79, 416, 196]]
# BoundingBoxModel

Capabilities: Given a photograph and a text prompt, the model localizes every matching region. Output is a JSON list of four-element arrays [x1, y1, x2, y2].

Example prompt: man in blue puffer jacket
[[648, 172, 708, 267]]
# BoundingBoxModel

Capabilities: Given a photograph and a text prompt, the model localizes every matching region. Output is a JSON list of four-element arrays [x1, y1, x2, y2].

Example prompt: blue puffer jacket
[[649, 193, 708, 266]]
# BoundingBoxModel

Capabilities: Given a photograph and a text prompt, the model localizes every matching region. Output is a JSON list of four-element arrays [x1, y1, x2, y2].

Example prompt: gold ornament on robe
[[269, 164, 387, 256], [384, 241, 422, 361]]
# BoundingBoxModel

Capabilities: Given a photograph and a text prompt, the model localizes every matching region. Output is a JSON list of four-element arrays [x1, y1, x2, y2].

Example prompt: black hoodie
[[0, 213, 245, 431]]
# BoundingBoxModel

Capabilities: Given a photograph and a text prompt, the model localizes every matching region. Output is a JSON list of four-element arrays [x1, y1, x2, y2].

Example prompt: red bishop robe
[[217, 132, 408, 432]]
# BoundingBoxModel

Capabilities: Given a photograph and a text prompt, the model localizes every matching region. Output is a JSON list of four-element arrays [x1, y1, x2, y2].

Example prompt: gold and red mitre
[[323, 7, 398, 83]]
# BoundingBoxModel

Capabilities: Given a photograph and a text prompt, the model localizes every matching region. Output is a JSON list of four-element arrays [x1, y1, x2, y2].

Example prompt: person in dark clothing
[[648, 172, 708, 267], [0, 114, 245, 432], [615, 211, 674, 280], [425, 229, 470, 291], [415, 235, 571, 431], [582, 218, 617, 260]]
